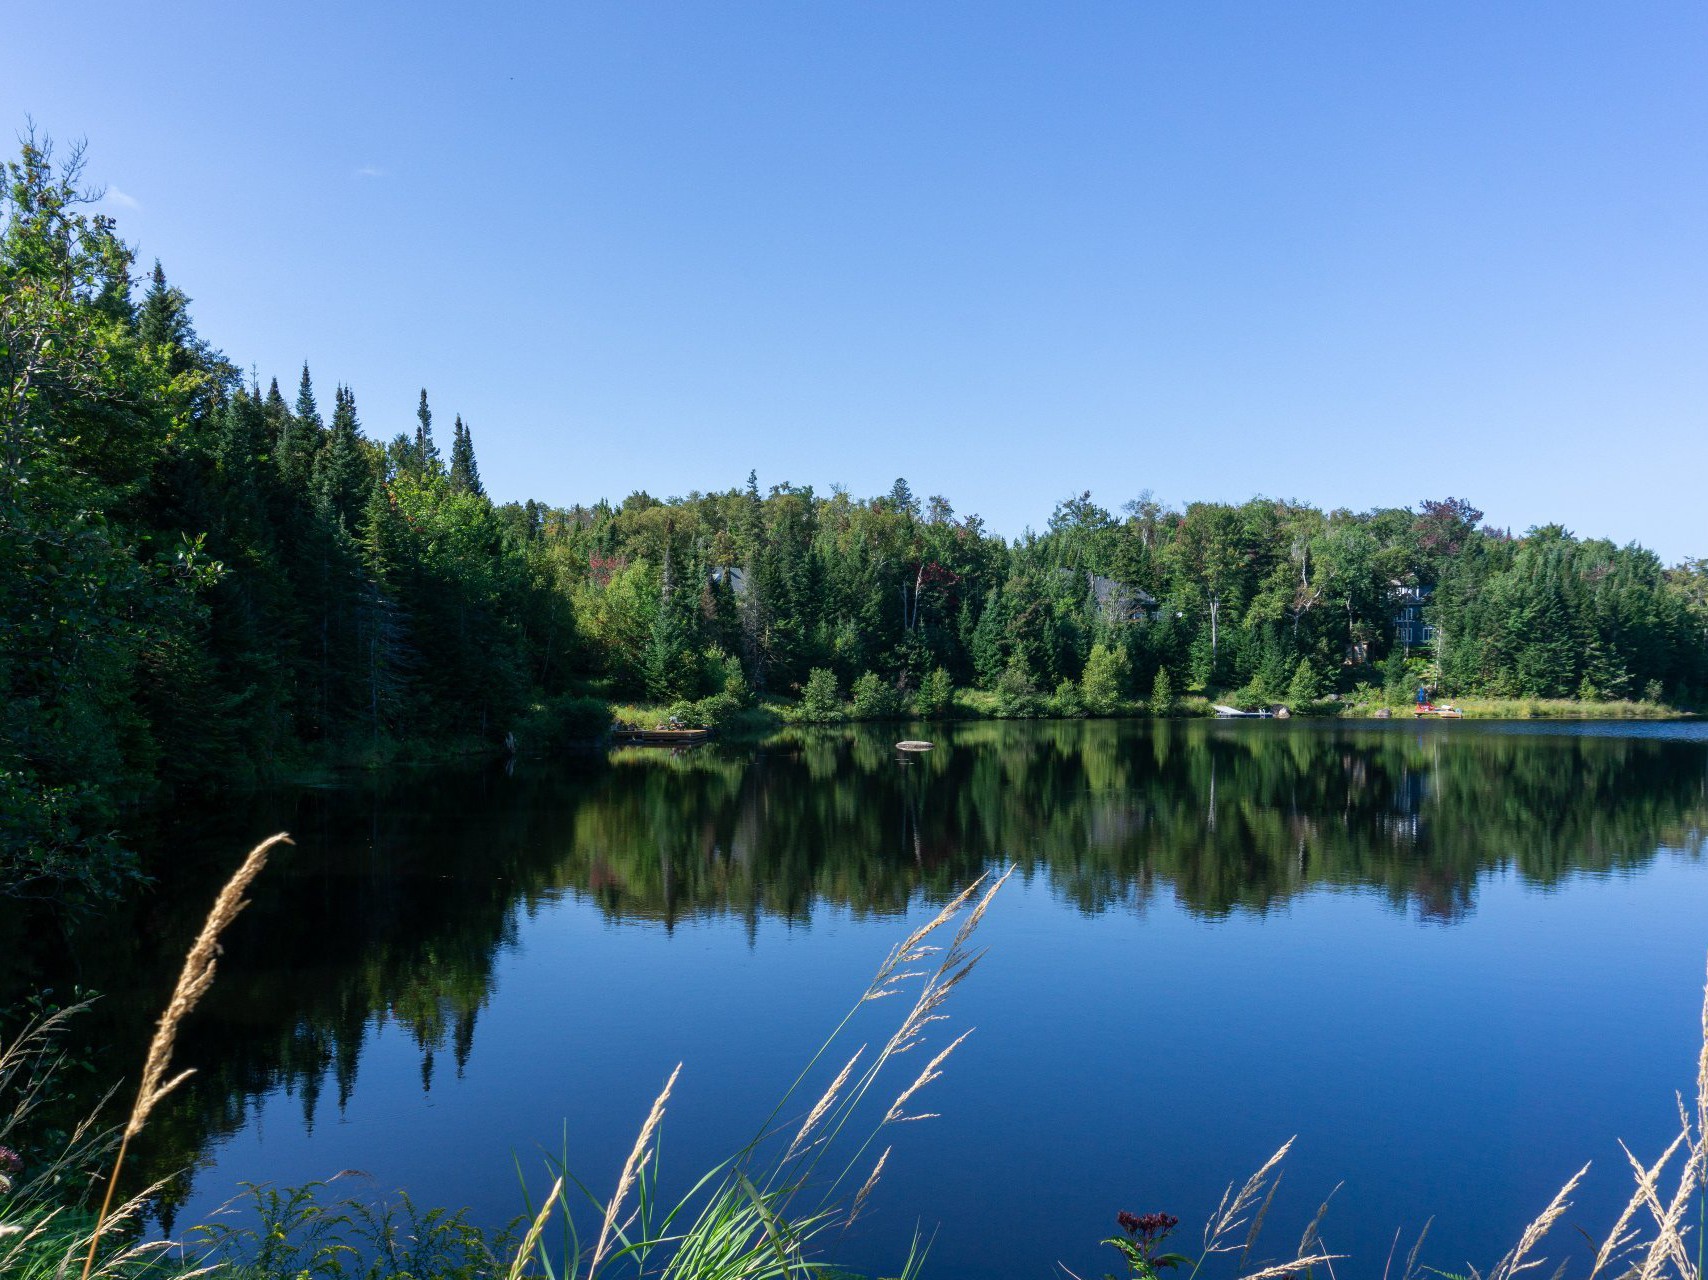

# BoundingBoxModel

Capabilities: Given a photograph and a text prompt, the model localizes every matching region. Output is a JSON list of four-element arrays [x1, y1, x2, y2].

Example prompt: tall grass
[[513, 866, 1015, 1280], [1088, 960, 1708, 1280], [12, 830, 1708, 1280]]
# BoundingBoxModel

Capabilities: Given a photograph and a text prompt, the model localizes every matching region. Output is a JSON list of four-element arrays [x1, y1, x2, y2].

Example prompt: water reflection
[[6, 720, 1705, 1229]]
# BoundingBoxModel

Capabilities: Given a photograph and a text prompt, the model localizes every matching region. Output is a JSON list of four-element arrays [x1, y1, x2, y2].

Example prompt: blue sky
[[8, 3, 1705, 560]]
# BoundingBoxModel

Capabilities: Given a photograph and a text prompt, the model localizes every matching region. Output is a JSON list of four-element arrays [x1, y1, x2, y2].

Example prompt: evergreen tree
[[313, 385, 371, 527], [281, 363, 322, 489], [449, 414, 483, 497], [137, 260, 192, 356], [1150, 665, 1174, 712], [414, 388, 441, 474]]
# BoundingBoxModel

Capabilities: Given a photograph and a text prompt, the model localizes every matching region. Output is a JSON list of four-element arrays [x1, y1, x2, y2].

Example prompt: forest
[[4, 133, 1707, 895]]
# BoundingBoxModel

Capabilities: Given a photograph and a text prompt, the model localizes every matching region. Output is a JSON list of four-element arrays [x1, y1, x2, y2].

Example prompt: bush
[[913, 667, 954, 719], [1287, 658, 1321, 707], [1381, 650, 1415, 703], [850, 671, 900, 719], [1051, 679, 1086, 718], [1150, 666, 1173, 714], [994, 661, 1041, 718], [517, 695, 613, 750], [1081, 643, 1129, 715], [800, 668, 844, 722]]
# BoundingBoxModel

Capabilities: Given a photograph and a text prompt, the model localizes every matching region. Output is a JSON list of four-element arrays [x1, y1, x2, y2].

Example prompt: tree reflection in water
[[6, 720, 1703, 1229]]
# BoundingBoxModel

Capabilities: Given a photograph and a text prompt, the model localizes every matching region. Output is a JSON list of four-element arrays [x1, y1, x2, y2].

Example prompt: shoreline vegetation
[[3, 130, 1707, 895], [4, 842, 1707, 1280], [272, 690, 1696, 785]]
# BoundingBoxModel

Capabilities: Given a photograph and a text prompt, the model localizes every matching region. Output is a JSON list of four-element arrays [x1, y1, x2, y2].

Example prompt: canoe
[[1213, 705, 1274, 719], [895, 740, 934, 752], [1413, 706, 1464, 719]]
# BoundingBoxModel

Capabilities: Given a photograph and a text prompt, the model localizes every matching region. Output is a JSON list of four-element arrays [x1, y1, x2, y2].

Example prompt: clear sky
[[8, 3, 1705, 561]]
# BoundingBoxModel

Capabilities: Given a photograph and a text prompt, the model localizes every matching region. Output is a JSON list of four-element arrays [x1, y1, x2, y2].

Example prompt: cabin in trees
[[1085, 572, 1161, 624], [1392, 584, 1434, 648]]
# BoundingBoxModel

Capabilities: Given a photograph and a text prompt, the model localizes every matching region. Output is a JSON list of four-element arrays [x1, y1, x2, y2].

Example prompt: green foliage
[[1382, 650, 1416, 702], [1081, 642, 1129, 715], [914, 666, 955, 718], [1052, 678, 1087, 718], [4, 132, 1706, 896], [193, 1180, 508, 1279], [851, 670, 901, 719], [517, 695, 613, 751], [800, 667, 844, 722], [1287, 657, 1322, 707], [994, 660, 1041, 718], [1102, 1211, 1191, 1280], [1150, 666, 1174, 713]]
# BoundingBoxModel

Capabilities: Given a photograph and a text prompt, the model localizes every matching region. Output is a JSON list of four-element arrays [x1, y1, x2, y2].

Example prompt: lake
[[9, 718, 1707, 1279]]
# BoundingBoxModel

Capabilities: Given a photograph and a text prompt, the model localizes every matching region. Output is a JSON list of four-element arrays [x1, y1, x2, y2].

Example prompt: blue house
[[1392, 584, 1434, 648]]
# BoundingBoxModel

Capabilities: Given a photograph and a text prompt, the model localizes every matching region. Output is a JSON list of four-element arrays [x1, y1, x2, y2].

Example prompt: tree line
[[4, 134, 1706, 893]]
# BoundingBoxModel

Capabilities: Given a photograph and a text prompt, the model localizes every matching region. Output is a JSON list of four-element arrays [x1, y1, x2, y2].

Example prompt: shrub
[[517, 695, 614, 750], [1081, 643, 1128, 715], [851, 671, 900, 719], [1150, 666, 1173, 714], [913, 667, 954, 719], [1287, 658, 1321, 707], [800, 668, 844, 722], [1051, 679, 1086, 718], [994, 661, 1040, 718], [1381, 650, 1414, 703]]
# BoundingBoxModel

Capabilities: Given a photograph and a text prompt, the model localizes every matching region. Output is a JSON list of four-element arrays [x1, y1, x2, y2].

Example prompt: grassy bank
[[595, 687, 1693, 735]]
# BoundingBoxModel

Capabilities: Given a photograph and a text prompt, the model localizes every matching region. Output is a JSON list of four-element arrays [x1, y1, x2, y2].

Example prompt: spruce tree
[[414, 389, 441, 474], [449, 414, 484, 497], [313, 385, 372, 527], [282, 363, 323, 489], [137, 260, 190, 351], [296, 363, 321, 429]]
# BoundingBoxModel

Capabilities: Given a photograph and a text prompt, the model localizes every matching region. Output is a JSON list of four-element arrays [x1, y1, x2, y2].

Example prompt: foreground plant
[[1102, 1212, 1188, 1280], [515, 866, 1014, 1280], [1088, 959, 1708, 1280]]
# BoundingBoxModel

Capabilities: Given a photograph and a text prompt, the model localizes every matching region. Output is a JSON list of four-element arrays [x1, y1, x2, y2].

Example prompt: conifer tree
[[281, 363, 322, 489], [414, 388, 441, 474], [313, 385, 371, 527], [449, 414, 483, 497], [137, 260, 192, 355], [295, 363, 321, 429]]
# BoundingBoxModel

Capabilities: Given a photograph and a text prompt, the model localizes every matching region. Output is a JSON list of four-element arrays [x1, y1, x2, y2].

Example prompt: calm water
[[9, 719, 1708, 1278]]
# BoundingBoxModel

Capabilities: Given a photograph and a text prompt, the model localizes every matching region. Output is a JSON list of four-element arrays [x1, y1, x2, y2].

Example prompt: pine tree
[[313, 385, 371, 527], [281, 363, 322, 489], [449, 414, 484, 497], [1150, 665, 1174, 712], [414, 388, 441, 475], [296, 363, 321, 429], [137, 260, 192, 355]]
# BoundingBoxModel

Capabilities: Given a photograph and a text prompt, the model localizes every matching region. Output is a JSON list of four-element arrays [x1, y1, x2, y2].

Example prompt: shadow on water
[[3, 719, 1705, 1233]]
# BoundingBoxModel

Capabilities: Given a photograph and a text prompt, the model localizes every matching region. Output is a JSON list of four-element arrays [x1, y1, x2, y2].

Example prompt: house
[[1084, 571, 1161, 624], [1391, 584, 1434, 648]]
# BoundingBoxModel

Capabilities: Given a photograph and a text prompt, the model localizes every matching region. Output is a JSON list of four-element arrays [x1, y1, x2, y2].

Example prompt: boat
[[1212, 705, 1274, 719], [613, 726, 712, 745], [895, 740, 934, 752], [1413, 704, 1464, 719]]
